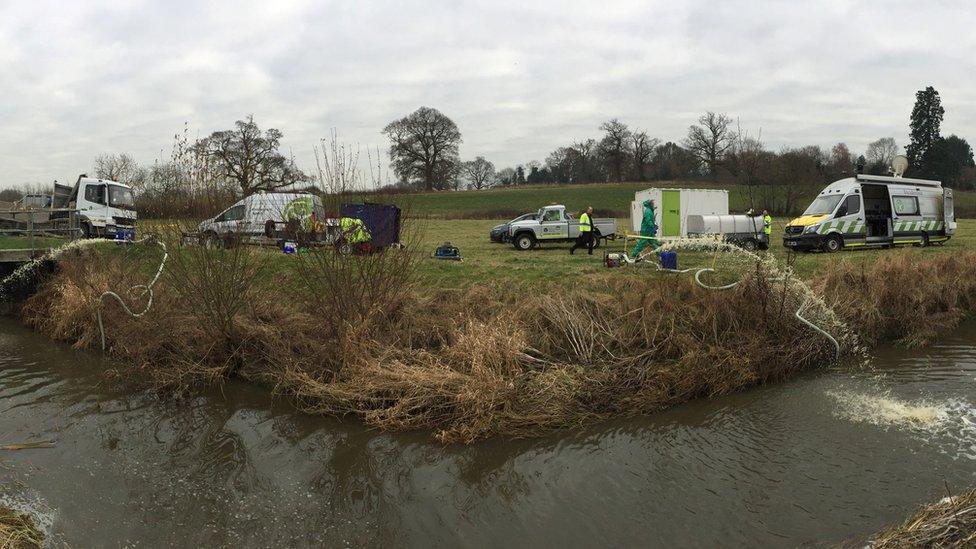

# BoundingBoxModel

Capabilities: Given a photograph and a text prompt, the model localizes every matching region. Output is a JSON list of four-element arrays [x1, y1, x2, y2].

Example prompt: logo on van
[[282, 197, 313, 221]]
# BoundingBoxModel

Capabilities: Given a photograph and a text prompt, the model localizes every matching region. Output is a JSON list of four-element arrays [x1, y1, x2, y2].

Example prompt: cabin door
[[661, 190, 681, 237]]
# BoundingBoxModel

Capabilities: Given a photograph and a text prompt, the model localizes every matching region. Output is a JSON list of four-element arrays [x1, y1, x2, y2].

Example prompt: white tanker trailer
[[686, 214, 768, 251]]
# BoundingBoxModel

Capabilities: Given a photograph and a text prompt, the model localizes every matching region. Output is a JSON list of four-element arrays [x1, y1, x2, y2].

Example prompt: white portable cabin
[[631, 188, 729, 237]]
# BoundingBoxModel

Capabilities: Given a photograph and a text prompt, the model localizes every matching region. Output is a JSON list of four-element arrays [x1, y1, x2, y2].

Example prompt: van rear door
[[944, 188, 955, 235]]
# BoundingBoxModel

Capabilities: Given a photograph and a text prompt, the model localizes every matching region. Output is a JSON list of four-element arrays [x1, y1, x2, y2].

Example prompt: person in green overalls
[[630, 199, 660, 258]]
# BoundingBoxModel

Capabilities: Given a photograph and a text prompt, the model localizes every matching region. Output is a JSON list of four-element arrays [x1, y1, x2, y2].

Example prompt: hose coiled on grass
[[97, 236, 168, 352]]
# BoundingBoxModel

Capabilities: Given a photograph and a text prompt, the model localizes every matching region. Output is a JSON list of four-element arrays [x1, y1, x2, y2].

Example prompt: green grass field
[[411, 218, 976, 288], [390, 181, 976, 219], [0, 235, 67, 250]]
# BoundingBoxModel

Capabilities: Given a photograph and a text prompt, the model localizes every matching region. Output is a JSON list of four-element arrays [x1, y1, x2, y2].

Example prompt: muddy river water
[[1, 318, 974, 547]]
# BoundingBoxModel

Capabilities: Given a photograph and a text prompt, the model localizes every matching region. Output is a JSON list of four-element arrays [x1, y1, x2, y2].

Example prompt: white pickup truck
[[508, 204, 617, 250]]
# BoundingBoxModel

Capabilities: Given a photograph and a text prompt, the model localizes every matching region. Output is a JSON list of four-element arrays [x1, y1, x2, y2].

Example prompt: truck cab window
[[543, 210, 560, 222], [85, 184, 106, 205]]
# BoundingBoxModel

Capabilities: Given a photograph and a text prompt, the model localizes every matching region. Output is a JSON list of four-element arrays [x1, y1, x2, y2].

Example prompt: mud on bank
[[15, 244, 976, 443]]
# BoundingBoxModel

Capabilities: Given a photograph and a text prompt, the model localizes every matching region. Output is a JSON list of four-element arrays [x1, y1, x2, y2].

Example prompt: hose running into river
[[97, 237, 168, 352], [625, 238, 843, 362]]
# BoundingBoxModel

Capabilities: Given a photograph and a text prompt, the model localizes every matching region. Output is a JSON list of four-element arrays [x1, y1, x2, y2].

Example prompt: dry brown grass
[[817, 251, 976, 348], [22, 243, 845, 442], [0, 506, 43, 549], [19, 244, 976, 442], [870, 489, 976, 548]]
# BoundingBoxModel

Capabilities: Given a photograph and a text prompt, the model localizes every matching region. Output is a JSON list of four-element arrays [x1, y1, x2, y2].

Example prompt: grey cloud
[[1, 0, 974, 186]]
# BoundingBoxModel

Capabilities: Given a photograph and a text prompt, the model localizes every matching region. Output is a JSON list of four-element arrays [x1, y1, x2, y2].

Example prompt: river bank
[[870, 488, 976, 547], [1, 317, 974, 546], [9, 234, 976, 442], [0, 505, 43, 549]]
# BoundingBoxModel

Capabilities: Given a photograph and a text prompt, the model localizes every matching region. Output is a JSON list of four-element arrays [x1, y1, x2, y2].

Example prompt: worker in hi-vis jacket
[[570, 206, 595, 255], [631, 199, 660, 257]]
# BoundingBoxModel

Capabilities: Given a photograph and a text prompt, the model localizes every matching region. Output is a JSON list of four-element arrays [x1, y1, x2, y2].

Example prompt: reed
[[0, 506, 43, 549], [870, 488, 976, 548]]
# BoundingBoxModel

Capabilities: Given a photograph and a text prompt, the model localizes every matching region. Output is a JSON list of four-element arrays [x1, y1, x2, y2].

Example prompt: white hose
[[97, 237, 168, 352], [794, 297, 841, 361], [621, 245, 840, 362]]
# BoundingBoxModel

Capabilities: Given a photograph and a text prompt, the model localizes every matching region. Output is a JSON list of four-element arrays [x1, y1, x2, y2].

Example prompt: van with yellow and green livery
[[783, 173, 955, 252]]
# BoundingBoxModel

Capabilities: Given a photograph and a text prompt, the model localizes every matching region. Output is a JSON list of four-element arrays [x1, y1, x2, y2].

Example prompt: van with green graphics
[[783, 172, 955, 252]]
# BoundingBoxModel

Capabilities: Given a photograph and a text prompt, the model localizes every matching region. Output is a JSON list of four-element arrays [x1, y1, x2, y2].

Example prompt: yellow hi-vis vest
[[763, 214, 772, 235], [579, 212, 592, 232]]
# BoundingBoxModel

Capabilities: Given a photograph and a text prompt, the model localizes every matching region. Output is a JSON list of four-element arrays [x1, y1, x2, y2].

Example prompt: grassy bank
[[413, 218, 976, 288], [869, 488, 976, 547], [0, 506, 43, 549], [388, 181, 976, 220], [13, 218, 976, 441]]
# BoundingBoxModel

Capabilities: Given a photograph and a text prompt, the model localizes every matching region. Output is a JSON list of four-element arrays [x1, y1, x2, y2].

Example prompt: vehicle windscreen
[[803, 195, 843, 216], [108, 185, 135, 210]]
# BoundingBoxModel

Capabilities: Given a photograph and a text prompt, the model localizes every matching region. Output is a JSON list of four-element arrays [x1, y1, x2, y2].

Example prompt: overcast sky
[[1, 0, 974, 187]]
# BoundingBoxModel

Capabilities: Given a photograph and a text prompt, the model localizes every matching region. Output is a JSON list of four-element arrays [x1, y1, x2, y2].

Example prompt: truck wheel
[[592, 231, 602, 249], [513, 233, 536, 251], [824, 234, 843, 253], [741, 239, 757, 252], [80, 222, 93, 239]]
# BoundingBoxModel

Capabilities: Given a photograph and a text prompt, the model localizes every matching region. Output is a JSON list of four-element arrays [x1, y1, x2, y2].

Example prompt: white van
[[783, 174, 955, 252], [198, 192, 329, 242]]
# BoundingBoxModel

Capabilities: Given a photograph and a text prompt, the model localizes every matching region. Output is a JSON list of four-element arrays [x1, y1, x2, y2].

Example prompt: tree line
[[2, 86, 971, 218], [386, 87, 974, 194]]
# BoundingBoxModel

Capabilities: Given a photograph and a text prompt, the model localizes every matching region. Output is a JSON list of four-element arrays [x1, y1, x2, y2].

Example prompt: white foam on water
[[827, 390, 976, 460], [827, 389, 947, 427]]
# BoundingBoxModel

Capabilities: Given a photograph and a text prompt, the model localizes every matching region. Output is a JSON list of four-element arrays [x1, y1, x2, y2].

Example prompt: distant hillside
[[388, 181, 976, 220]]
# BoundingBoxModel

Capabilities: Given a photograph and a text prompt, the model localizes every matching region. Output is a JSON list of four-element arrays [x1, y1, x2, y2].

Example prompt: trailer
[[631, 188, 729, 238], [687, 214, 768, 251]]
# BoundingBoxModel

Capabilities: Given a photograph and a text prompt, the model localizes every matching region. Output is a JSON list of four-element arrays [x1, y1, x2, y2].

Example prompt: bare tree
[[382, 106, 462, 191], [829, 142, 853, 177], [314, 129, 362, 197], [865, 137, 898, 173], [461, 156, 496, 190], [631, 130, 659, 182], [569, 139, 598, 182], [93, 153, 138, 183], [598, 118, 632, 182], [194, 115, 308, 196], [683, 112, 738, 179]]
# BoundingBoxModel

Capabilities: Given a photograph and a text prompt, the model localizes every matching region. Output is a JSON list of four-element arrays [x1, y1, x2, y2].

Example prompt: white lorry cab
[[64, 176, 137, 238], [783, 173, 955, 252], [197, 192, 328, 244]]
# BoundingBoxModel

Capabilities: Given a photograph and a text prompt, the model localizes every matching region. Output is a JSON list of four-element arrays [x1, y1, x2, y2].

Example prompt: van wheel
[[916, 233, 929, 247], [513, 233, 536, 251], [824, 234, 843, 253]]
